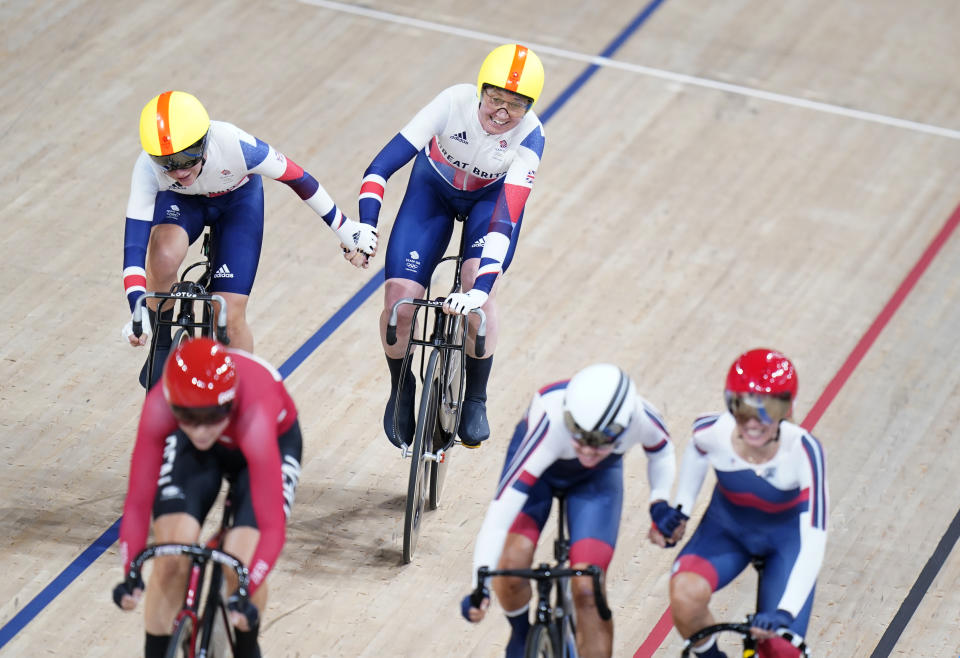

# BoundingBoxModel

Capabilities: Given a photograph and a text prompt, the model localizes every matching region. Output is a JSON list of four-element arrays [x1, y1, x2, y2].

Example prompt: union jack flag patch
[[525, 170, 536, 184]]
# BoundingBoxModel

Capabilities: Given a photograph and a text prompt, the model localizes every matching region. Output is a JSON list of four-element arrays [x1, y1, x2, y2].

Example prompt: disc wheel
[[403, 350, 440, 563]]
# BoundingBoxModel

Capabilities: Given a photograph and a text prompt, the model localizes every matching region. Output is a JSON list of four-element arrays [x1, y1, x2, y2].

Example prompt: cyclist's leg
[[379, 159, 455, 446], [141, 193, 206, 388], [495, 476, 552, 658], [144, 431, 223, 647], [669, 507, 751, 656], [754, 531, 812, 658], [456, 200, 523, 445], [565, 465, 623, 658], [208, 176, 264, 353]]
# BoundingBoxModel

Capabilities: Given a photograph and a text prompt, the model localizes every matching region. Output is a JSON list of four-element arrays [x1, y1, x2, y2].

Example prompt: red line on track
[[633, 201, 960, 657]]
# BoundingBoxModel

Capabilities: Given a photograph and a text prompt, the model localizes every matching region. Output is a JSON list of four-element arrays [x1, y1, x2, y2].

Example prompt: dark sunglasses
[[150, 134, 207, 172], [171, 402, 232, 426], [725, 392, 791, 425], [563, 410, 624, 448]]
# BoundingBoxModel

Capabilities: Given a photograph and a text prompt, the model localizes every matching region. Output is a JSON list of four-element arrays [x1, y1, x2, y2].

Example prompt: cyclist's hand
[[335, 218, 378, 259], [121, 310, 151, 347], [750, 609, 794, 639], [227, 592, 260, 632], [444, 289, 488, 316], [341, 244, 371, 269], [460, 589, 489, 623], [649, 501, 688, 547], [112, 575, 144, 611]]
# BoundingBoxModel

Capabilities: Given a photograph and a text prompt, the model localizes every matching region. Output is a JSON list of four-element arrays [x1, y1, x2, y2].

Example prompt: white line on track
[[300, 0, 960, 141]]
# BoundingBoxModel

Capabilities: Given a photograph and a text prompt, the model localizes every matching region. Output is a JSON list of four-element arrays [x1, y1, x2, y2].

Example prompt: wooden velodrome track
[[2, 0, 959, 655]]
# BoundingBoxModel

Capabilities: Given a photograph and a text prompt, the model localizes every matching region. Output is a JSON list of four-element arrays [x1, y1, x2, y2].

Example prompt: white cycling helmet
[[562, 363, 636, 446]]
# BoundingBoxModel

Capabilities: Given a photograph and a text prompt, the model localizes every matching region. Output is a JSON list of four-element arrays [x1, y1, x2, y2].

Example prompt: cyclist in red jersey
[[112, 337, 302, 658]]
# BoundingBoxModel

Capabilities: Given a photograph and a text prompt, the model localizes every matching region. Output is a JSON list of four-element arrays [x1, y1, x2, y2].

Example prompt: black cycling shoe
[[384, 378, 416, 448], [139, 346, 169, 391], [458, 397, 489, 448]]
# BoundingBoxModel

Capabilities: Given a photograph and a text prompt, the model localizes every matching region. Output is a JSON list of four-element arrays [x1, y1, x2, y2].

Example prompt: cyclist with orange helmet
[[652, 349, 829, 658], [112, 337, 302, 658], [358, 44, 546, 448], [122, 90, 377, 387], [461, 364, 677, 657]]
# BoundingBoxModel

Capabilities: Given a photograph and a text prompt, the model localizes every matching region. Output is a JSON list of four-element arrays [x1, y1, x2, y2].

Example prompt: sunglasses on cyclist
[[725, 392, 791, 425], [150, 134, 208, 172], [482, 86, 532, 114], [171, 402, 233, 426], [563, 411, 625, 448]]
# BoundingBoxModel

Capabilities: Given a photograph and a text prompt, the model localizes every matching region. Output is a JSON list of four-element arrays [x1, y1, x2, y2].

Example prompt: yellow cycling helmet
[[477, 44, 544, 106], [139, 91, 210, 170]]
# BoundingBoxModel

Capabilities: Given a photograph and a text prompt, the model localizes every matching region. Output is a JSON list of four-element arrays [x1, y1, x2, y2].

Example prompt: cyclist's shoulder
[[231, 349, 284, 383], [779, 421, 827, 459]]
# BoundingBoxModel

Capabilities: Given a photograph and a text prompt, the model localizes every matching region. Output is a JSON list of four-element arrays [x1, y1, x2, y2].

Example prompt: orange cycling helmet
[[162, 337, 237, 425], [477, 44, 545, 106], [139, 90, 210, 171]]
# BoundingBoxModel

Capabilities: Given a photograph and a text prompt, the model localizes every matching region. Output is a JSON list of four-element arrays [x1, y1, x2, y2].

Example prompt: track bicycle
[[133, 229, 229, 389], [470, 495, 613, 658], [680, 557, 810, 657], [122, 487, 249, 658], [386, 214, 488, 564]]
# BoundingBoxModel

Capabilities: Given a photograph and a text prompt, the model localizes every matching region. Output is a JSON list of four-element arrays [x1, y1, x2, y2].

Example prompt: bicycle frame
[[133, 230, 229, 388], [472, 496, 612, 657], [124, 489, 247, 658], [385, 214, 490, 563]]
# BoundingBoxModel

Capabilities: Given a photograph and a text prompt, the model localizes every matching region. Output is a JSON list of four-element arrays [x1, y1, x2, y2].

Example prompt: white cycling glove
[[334, 217, 378, 255], [444, 289, 488, 315], [121, 308, 152, 344]]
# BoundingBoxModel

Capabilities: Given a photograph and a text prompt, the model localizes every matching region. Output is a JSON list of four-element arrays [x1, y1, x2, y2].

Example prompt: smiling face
[[571, 439, 616, 468], [477, 85, 531, 134]]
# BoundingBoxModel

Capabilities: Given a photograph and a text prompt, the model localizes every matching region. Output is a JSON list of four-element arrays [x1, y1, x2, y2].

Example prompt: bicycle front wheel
[[165, 615, 196, 658], [524, 623, 559, 658], [403, 349, 440, 563]]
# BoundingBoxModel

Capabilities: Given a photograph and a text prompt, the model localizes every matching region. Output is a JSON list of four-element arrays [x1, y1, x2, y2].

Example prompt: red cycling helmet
[[724, 348, 797, 424], [725, 348, 797, 397], [162, 337, 237, 424]]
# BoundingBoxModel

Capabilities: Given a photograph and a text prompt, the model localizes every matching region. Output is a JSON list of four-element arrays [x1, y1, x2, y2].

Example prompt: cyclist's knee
[[150, 555, 191, 589], [570, 576, 601, 611], [147, 235, 188, 277], [669, 571, 712, 617], [758, 636, 803, 658]]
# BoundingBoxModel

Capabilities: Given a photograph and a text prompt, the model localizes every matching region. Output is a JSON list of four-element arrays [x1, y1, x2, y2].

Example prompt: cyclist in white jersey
[[357, 44, 546, 448], [461, 364, 679, 658], [121, 91, 376, 387], [651, 349, 828, 658]]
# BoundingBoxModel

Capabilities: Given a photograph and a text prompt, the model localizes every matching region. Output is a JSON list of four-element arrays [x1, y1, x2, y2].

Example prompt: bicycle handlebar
[[681, 622, 809, 657], [126, 543, 251, 599], [473, 564, 612, 621], [386, 298, 487, 357], [132, 292, 229, 344]]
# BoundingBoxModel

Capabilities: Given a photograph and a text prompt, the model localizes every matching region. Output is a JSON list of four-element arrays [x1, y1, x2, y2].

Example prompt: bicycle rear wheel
[[164, 615, 196, 658], [523, 623, 559, 658], [403, 349, 440, 563]]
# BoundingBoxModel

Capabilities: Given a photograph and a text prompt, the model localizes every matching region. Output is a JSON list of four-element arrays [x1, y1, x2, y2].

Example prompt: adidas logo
[[450, 131, 468, 144], [470, 237, 485, 249], [214, 264, 235, 279]]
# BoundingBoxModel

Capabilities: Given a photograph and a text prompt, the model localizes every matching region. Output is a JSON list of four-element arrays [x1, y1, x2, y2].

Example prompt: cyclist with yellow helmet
[[122, 91, 377, 386], [359, 44, 546, 448]]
